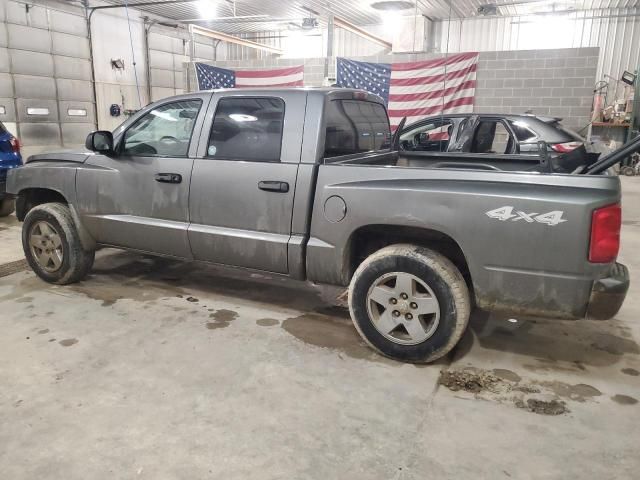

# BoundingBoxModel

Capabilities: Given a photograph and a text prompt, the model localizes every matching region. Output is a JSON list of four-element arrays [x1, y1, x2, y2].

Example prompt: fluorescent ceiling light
[[197, 0, 217, 20]]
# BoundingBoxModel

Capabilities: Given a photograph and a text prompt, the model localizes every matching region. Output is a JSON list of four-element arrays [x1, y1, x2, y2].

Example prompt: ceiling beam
[[333, 16, 392, 50], [189, 24, 284, 55]]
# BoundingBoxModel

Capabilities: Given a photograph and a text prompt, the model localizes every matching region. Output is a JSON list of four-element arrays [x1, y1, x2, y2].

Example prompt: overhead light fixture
[[477, 4, 498, 15], [622, 71, 636, 86], [197, 0, 217, 20], [301, 17, 319, 29], [370, 1, 414, 11]]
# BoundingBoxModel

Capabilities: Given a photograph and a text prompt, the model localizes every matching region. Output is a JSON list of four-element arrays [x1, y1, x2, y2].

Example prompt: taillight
[[589, 204, 621, 263], [9, 137, 21, 154], [551, 141, 583, 153]]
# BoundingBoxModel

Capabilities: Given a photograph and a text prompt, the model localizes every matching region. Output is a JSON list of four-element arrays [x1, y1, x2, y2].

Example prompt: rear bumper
[[586, 262, 630, 320]]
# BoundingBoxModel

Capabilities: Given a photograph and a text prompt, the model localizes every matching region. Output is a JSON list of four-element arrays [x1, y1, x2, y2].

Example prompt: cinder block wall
[[474, 47, 598, 130], [198, 47, 598, 131]]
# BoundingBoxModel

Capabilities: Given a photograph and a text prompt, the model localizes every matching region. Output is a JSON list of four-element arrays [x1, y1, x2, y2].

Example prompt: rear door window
[[399, 119, 454, 152], [471, 120, 514, 154], [324, 100, 390, 158], [207, 97, 285, 162]]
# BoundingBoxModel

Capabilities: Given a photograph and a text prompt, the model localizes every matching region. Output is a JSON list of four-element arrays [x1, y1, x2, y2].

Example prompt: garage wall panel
[[56, 78, 93, 101], [61, 123, 94, 145], [10, 49, 54, 76], [18, 123, 60, 147], [0, 74, 13, 97], [3, 0, 98, 155], [0, 48, 9, 72], [49, 9, 87, 36], [0, 98, 16, 122], [59, 100, 95, 124], [52, 31, 90, 58], [0, 23, 7, 47], [7, 24, 51, 52], [16, 98, 58, 122], [6, 1, 48, 28], [54, 56, 91, 81], [13, 74, 56, 99]]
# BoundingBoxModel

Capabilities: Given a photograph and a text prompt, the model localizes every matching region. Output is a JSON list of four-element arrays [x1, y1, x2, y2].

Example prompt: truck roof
[[200, 86, 387, 104]]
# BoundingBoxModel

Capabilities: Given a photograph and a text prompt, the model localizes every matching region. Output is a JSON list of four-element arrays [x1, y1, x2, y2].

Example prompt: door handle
[[155, 173, 182, 184], [258, 180, 289, 193]]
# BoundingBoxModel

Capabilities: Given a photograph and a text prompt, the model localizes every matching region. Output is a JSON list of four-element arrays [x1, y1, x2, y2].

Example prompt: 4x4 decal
[[486, 206, 567, 226]]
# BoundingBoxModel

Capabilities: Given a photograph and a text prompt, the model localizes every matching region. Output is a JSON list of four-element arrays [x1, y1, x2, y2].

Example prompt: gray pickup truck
[[6, 88, 631, 363]]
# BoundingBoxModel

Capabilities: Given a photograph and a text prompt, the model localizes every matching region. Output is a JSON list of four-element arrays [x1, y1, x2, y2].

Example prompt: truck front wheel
[[348, 244, 470, 363], [22, 203, 95, 285]]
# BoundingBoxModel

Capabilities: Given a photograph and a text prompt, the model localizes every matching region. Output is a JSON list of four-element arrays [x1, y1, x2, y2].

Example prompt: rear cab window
[[323, 99, 391, 160]]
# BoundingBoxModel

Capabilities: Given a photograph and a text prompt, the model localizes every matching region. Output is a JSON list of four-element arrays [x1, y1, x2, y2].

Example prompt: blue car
[[0, 121, 22, 216]]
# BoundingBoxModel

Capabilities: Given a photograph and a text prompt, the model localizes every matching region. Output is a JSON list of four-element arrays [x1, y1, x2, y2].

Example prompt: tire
[[22, 202, 95, 285], [348, 244, 470, 363], [622, 166, 636, 177], [0, 198, 15, 217]]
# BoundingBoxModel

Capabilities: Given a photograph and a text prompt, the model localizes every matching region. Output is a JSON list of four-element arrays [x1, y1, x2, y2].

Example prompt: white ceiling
[[98, 0, 640, 33]]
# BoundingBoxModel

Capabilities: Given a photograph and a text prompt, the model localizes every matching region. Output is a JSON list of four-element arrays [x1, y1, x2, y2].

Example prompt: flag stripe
[[235, 65, 304, 78], [390, 64, 478, 87], [388, 80, 476, 103], [389, 97, 475, 120], [194, 62, 304, 90], [389, 87, 476, 112], [390, 56, 478, 80], [389, 52, 479, 72]]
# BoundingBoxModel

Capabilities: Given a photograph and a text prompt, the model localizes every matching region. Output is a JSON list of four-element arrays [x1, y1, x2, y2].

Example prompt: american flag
[[195, 62, 304, 90], [337, 52, 479, 130]]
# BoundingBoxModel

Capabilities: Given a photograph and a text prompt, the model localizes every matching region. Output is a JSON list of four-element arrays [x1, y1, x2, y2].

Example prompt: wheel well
[[347, 225, 472, 288], [15, 188, 68, 221]]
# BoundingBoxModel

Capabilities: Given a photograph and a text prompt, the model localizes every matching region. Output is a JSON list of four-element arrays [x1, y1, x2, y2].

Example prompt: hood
[[26, 151, 93, 164]]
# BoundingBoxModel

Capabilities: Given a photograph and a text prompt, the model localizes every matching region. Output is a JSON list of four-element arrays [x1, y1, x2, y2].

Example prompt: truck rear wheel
[[22, 203, 95, 285], [348, 244, 470, 363], [0, 198, 15, 217]]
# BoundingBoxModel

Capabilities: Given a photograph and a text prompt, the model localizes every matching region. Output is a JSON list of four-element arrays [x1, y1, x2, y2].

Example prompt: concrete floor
[[0, 180, 639, 480]]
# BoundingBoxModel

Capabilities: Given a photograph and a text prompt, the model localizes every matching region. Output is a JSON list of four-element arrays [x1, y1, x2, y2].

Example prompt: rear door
[[77, 95, 207, 258], [187, 92, 306, 274]]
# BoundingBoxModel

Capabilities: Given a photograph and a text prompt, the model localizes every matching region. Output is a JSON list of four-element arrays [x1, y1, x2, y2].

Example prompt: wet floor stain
[[538, 382, 602, 402], [205, 309, 238, 330], [37, 329, 49, 334], [465, 313, 640, 368], [48, 338, 56, 342], [59, 338, 78, 347], [611, 394, 638, 405], [280, 310, 384, 362], [492, 368, 522, 383], [515, 398, 568, 416], [256, 318, 280, 327], [621, 367, 640, 376]]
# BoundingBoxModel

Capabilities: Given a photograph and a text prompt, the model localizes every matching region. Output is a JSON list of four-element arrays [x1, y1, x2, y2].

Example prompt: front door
[[76, 96, 207, 258], [188, 93, 305, 274]]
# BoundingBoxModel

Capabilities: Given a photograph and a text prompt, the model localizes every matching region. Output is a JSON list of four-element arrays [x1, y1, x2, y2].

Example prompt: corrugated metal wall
[[434, 8, 640, 96]]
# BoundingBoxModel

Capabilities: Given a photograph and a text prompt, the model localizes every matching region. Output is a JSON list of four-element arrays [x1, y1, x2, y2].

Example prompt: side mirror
[[418, 132, 430, 145], [85, 131, 114, 154]]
